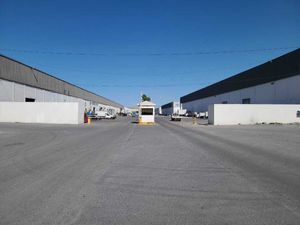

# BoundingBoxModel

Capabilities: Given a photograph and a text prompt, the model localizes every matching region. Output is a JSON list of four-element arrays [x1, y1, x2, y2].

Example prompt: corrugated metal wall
[[182, 75, 300, 112], [0, 55, 123, 108], [180, 48, 300, 103]]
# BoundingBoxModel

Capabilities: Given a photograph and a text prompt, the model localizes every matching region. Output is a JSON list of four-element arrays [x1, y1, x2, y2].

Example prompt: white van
[[95, 111, 116, 119]]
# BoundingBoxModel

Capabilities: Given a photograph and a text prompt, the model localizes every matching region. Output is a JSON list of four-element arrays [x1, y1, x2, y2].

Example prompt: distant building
[[125, 107, 138, 114], [155, 107, 162, 115], [161, 101, 181, 115], [180, 49, 300, 112]]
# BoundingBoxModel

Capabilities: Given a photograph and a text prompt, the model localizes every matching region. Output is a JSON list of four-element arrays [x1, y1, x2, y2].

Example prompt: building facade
[[0, 55, 123, 113], [181, 49, 300, 112], [155, 107, 162, 115], [161, 101, 181, 115]]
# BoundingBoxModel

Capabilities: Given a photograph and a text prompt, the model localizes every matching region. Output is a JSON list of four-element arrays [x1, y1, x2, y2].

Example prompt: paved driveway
[[0, 117, 299, 224]]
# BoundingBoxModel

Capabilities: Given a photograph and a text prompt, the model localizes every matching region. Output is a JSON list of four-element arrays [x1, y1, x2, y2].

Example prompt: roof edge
[[0, 53, 123, 108]]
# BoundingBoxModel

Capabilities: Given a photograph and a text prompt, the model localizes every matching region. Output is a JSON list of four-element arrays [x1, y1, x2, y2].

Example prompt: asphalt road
[[0, 117, 300, 225]]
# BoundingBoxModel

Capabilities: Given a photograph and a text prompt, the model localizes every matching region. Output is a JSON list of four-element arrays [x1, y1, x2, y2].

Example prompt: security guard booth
[[138, 101, 156, 125]]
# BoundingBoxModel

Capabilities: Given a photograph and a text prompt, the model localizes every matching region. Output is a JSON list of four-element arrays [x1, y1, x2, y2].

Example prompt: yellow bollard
[[193, 116, 196, 125], [88, 117, 91, 124]]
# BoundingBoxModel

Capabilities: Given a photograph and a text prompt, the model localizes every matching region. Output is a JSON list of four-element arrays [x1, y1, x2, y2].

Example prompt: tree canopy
[[142, 94, 151, 102]]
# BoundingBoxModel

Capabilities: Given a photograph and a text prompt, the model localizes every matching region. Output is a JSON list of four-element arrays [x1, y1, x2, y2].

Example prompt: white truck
[[171, 113, 182, 121], [95, 111, 116, 119], [176, 109, 187, 116]]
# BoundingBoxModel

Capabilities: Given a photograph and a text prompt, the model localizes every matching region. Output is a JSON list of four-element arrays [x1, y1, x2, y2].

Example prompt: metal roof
[[138, 101, 156, 106], [161, 102, 173, 109], [180, 48, 300, 103], [0, 54, 123, 108]]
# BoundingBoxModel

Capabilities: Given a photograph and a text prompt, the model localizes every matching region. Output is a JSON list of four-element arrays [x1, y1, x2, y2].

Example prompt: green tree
[[142, 94, 151, 102]]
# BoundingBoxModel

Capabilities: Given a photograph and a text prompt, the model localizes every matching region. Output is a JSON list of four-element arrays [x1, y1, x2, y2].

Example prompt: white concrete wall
[[183, 75, 300, 112], [0, 102, 84, 124], [208, 104, 300, 125], [139, 115, 155, 123]]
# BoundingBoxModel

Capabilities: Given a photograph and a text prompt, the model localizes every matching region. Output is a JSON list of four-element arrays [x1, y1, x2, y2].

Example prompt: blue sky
[[0, 0, 299, 107]]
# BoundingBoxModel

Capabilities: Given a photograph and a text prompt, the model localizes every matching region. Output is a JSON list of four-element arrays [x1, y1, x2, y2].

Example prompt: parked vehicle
[[86, 110, 97, 119], [176, 109, 187, 116], [95, 111, 116, 119], [95, 111, 105, 119], [105, 113, 116, 119], [193, 112, 199, 118], [118, 112, 128, 116], [185, 111, 193, 117], [171, 113, 182, 121], [132, 112, 139, 123]]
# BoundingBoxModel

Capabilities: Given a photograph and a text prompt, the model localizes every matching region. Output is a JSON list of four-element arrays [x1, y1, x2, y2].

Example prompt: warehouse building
[[161, 101, 181, 115], [0, 54, 123, 114], [155, 107, 162, 115], [180, 49, 300, 112]]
